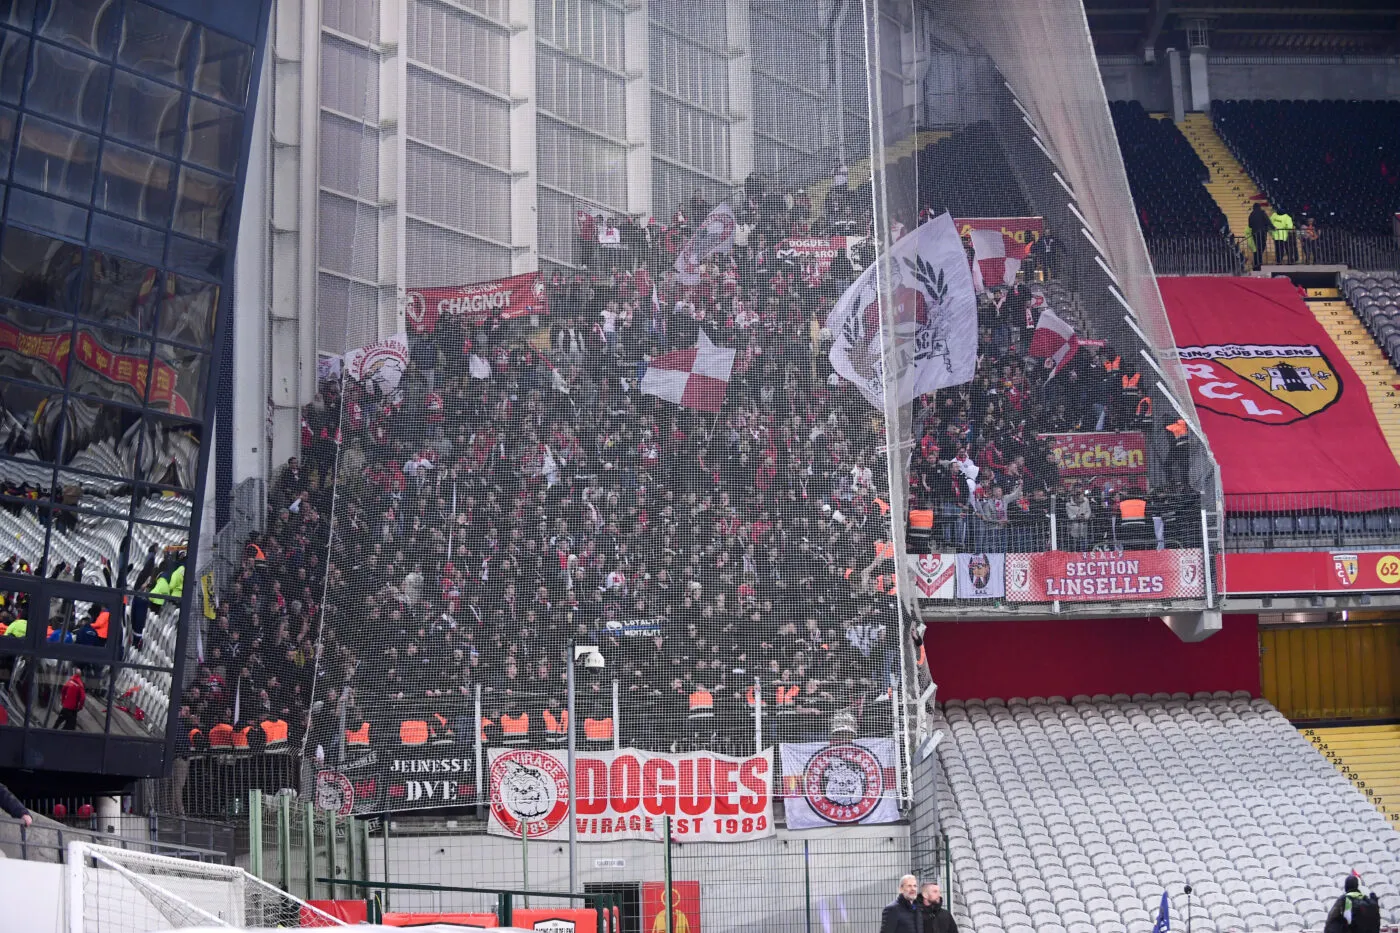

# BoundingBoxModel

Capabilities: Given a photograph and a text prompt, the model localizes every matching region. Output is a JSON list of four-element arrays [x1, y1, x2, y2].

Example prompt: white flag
[[468, 354, 491, 380], [827, 212, 978, 409], [674, 203, 737, 285]]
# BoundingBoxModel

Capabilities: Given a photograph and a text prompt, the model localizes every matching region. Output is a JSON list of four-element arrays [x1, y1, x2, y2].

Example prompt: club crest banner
[[487, 747, 773, 842], [956, 553, 1005, 599], [780, 739, 900, 829]]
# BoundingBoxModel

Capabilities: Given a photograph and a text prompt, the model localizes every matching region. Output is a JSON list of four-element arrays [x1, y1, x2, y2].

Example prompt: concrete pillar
[[233, 47, 272, 486], [622, 1, 652, 217], [96, 796, 121, 836], [379, 0, 406, 335], [724, 0, 753, 186], [1166, 48, 1186, 124], [266, 0, 319, 472], [507, 0, 539, 273], [1188, 49, 1210, 112]]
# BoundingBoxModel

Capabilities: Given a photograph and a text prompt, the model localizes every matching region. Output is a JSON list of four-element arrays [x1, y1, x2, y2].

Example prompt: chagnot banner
[[1042, 431, 1148, 491], [780, 739, 900, 829], [1005, 549, 1206, 603], [488, 747, 773, 842], [1159, 277, 1400, 505], [406, 272, 548, 334]]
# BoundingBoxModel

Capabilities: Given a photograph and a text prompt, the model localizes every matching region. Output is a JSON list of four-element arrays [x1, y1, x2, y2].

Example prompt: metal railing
[[1223, 491, 1400, 552], [0, 815, 229, 864], [1147, 234, 1247, 276]]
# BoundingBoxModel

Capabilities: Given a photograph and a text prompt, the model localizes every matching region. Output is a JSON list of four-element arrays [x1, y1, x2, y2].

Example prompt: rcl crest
[[314, 771, 354, 816], [1179, 344, 1340, 425], [1334, 553, 1359, 587]]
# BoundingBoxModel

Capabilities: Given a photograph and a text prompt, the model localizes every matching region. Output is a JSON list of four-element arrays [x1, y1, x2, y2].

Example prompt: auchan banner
[[1005, 549, 1207, 603], [405, 271, 549, 334], [1041, 431, 1148, 490], [487, 747, 774, 843], [1225, 550, 1400, 594], [953, 216, 1043, 249]]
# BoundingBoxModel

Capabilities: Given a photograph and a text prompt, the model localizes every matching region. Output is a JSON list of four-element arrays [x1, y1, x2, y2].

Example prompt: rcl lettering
[[573, 756, 769, 817], [1182, 362, 1283, 417], [438, 293, 509, 316]]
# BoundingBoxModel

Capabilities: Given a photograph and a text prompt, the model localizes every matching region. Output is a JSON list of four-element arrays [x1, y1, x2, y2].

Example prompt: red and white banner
[[488, 747, 773, 842], [405, 272, 548, 334], [343, 333, 408, 393], [1005, 549, 1206, 603], [908, 553, 955, 599], [674, 203, 737, 285], [956, 217, 1041, 293], [1029, 309, 1080, 378], [776, 236, 868, 284], [1041, 431, 1148, 491], [1225, 551, 1400, 594], [779, 739, 900, 829], [1160, 277, 1400, 506]]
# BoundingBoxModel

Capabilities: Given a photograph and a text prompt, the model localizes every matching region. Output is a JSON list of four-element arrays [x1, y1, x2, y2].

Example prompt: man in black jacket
[[919, 882, 958, 933], [880, 875, 921, 933], [0, 781, 31, 827]]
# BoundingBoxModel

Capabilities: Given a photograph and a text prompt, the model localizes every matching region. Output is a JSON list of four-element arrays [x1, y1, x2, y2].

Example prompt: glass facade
[[0, 0, 267, 779]]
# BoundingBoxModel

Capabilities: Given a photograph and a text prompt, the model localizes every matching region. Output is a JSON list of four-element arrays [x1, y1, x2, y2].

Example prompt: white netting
[[68, 841, 346, 932], [188, 0, 1223, 820]]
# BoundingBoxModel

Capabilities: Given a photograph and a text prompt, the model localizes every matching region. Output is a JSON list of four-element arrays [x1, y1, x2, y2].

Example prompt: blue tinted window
[[27, 40, 109, 129], [36, 0, 117, 58], [192, 27, 249, 106], [14, 114, 98, 203], [98, 141, 173, 226], [107, 68, 182, 155], [117, 1, 192, 85]]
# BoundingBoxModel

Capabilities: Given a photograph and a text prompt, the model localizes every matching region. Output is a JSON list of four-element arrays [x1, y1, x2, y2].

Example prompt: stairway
[[1307, 289, 1400, 464], [1176, 112, 1269, 246], [1303, 724, 1400, 829]]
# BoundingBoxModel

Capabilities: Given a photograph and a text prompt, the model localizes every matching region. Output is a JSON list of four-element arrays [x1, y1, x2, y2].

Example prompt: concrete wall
[[1100, 54, 1400, 107], [0, 859, 63, 933], [371, 822, 913, 932]]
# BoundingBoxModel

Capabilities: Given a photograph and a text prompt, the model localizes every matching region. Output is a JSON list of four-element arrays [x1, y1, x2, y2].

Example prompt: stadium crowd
[[180, 165, 1173, 760]]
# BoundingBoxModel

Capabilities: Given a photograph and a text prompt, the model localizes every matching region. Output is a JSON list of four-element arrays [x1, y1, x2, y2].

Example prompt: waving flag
[[674, 203, 737, 285], [1029, 308, 1080, 379], [827, 212, 978, 409], [970, 227, 1026, 292], [1151, 891, 1170, 933], [640, 330, 734, 412]]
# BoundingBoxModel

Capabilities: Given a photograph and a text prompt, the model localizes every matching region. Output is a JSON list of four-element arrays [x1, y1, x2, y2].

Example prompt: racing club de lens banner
[[780, 738, 900, 829], [488, 747, 774, 843], [910, 549, 1206, 603], [406, 271, 549, 334]]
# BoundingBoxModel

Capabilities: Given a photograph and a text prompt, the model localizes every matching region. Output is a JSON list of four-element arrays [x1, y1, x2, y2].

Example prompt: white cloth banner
[[674, 203, 737, 285], [908, 553, 955, 599], [827, 212, 978, 409], [955, 552, 1006, 599], [343, 333, 408, 393], [780, 739, 901, 829], [488, 747, 774, 842]]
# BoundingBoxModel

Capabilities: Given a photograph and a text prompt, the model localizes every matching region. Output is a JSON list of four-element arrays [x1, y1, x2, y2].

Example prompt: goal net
[[66, 841, 347, 932]]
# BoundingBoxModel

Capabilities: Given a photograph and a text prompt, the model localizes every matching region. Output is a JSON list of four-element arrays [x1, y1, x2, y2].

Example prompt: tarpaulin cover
[[1158, 276, 1400, 510]]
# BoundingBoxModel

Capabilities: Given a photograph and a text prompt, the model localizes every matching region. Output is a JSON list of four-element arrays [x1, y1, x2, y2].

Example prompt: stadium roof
[[1086, 0, 1400, 56]]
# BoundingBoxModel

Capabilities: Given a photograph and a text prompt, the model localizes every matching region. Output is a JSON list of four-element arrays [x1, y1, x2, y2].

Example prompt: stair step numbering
[[1309, 298, 1400, 460]]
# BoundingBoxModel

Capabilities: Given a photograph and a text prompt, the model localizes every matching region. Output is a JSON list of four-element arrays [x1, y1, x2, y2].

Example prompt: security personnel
[[1271, 208, 1296, 264]]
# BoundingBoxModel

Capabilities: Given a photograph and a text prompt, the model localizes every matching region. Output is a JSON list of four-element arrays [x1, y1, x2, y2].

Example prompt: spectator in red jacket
[[57, 669, 85, 730]]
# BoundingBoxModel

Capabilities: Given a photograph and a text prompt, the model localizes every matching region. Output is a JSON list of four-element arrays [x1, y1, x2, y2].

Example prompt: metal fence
[[1222, 491, 1400, 552], [1147, 235, 1247, 276]]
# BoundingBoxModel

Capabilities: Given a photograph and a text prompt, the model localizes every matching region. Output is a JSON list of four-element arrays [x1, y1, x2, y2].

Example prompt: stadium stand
[[189, 155, 1185, 764], [1306, 725, 1400, 828], [1109, 103, 1241, 274], [1343, 272, 1400, 372], [1212, 99, 1400, 236], [936, 695, 1400, 933]]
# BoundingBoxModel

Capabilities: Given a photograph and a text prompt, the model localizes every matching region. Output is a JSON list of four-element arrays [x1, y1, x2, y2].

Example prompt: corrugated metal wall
[[1260, 622, 1400, 721]]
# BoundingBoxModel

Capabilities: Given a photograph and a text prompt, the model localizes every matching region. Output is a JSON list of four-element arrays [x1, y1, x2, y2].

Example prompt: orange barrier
[[382, 911, 498, 927], [515, 907, 599, 931], [304, 900, 368, 924]]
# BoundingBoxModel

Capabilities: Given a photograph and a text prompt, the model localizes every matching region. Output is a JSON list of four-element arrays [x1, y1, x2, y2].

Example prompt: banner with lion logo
[[826, 212, 977, 410], [779, 739, 900, 829]]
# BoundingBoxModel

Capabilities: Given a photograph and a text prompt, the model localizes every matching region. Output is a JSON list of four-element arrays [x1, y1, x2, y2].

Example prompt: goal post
[[65, 840, 349, 932]]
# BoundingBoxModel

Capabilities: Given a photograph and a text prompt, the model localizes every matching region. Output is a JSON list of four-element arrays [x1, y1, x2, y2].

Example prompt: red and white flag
[[640, 330, 735, 413], [674, 203, 737, 285], [1029, 308, 1080, 379], [970, 228, 1022, 292]]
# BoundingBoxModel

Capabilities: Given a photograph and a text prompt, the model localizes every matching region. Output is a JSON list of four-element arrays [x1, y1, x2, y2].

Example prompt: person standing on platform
[[1248, 203, 1273, 270], [881, 875, 921, 933]]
